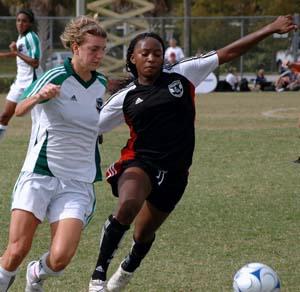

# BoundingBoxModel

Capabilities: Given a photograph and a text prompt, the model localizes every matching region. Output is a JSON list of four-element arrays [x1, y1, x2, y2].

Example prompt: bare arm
[[217, 15, 298, 65], [15, 83, 60, 116], [0, 51, 16, 58], [16, 51, 39, 68], [9, 41, 39, 68]]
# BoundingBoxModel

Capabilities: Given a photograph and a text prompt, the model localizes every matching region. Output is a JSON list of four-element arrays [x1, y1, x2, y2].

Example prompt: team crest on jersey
[[96, 97, 103, 112], [168, 80, 183, 98], [18, 44, 24, 52]]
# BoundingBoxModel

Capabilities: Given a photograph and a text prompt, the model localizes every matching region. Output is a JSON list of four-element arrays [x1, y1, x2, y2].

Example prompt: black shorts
[[106, 159, 189, 213]]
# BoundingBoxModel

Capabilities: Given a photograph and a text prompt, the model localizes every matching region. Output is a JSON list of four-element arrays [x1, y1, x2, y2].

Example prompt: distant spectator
[[239, 78, 251, 92], [275, 60, 300, 92], [276, 59, 286, 74], [286, 60, 300, 74], [254, 68, 273, 91], [225, 67, 239, 91], [166, 51, 177, 65], [275, 70, 294, 91], [286, 61, 300, 91], [164, 38, 184, 62]]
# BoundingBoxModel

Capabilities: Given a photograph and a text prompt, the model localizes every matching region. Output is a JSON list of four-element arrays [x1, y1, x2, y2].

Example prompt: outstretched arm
[[217, 15, 297, 65], [0, 51, 16, 58]]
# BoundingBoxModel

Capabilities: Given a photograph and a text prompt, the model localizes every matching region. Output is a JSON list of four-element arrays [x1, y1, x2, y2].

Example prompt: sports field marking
[[261, 107, 298, 119]]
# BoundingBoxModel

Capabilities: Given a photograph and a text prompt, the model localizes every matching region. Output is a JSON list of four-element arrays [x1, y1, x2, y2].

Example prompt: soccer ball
[[233, 262, 281, 292]]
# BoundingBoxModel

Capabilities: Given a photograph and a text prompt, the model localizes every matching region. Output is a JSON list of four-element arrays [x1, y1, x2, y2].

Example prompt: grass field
[[0, 91, 300, 291]]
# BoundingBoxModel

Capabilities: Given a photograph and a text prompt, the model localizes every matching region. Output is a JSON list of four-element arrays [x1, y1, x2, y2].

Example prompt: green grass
[[0, 91, 300, 291], [0, 58, 16, 76]]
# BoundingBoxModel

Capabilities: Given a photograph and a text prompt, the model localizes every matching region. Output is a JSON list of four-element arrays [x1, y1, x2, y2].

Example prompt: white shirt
[[20, 59, 107, 183], [15, 30, 41, 87], [226, 73, 238, 90], [165, 46, 185, 62]]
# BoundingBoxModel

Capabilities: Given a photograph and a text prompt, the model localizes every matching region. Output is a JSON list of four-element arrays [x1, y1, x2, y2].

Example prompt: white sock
[[31, 252, 64, 282], [0, 265, 17, 292]]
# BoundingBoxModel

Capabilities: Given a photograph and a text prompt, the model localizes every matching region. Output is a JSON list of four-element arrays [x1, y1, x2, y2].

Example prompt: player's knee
[[49, 248, 75, 271], [7, 241, 31, 263], [116, 199, 142, 224]]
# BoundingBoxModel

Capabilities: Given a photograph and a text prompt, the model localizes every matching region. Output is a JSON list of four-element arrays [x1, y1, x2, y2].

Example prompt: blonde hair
[[60, 15, 107, 49]]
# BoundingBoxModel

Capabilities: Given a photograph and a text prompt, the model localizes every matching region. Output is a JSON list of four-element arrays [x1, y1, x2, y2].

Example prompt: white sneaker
[[107, 265, 133, 292], [25, 261, 44, 292], [88, 279, 107, 292]]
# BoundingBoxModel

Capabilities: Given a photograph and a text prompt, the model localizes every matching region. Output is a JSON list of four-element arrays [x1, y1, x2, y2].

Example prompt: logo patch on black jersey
[[135, 97, 143, 105], [168, 80, 183, 98]]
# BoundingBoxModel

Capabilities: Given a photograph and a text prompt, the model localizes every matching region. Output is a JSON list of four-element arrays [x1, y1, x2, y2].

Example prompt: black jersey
[[98, 52, 219, 171]]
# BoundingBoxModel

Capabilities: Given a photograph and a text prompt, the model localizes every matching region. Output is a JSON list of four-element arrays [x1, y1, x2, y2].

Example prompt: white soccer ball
[[233, 262, 281, 292]]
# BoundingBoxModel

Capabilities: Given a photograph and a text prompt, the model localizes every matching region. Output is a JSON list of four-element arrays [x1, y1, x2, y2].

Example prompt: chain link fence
[[0, 15, 296, 77]]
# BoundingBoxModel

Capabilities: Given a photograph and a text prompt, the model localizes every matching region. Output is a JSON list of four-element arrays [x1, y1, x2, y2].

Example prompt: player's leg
[[107, 169, 188, 291], [25, 219, 83, 292], [90, 166, 151, 290], [0, 210, 39, 291], [0, 100, 17, 141], [0, 83, 23, 141], [106, 202, 169, 291], [26, 178, 93, 291]]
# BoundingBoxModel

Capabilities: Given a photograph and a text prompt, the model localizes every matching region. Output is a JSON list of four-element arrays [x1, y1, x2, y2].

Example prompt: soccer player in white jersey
[[88, 16, 297, 292], [0, 9, 41, 141], [0, 16, 107, 292]]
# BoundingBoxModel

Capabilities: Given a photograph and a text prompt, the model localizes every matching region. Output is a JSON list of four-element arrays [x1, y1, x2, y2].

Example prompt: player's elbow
[[32, 59, 39, 68]]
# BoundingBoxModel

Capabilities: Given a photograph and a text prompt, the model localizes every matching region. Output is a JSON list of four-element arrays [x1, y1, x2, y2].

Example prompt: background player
[[0, 9, 41, 141]]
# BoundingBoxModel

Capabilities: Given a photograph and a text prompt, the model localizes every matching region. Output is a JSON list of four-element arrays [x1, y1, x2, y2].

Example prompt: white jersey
[[20, 58, 107, 183], [226, 73, 238, 90], [164, 46, 185, 62], [15, 30, 41, 87]]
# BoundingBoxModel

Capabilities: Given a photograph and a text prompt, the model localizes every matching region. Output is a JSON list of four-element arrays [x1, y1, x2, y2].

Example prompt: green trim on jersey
[[24, 30, 41, 59], [20, 66, 67, 101], [94, 142, 102, 182], [96, 74, 108, 88], [64, 58, 108, 89], [33, 131, 54, 176], [85, 184, 96, 226]]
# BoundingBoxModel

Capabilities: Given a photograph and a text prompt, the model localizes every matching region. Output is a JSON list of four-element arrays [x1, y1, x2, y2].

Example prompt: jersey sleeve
[[25, 32, 41, 59], [171, 52, 219, 87], [98, 87, 132, 134], [20, 66, 67, 101], [96, 73, 108, 89]]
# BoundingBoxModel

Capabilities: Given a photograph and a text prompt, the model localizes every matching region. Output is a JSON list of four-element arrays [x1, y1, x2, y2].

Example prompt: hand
[[36, 83, 60, 102], [270, 15, 298, 34], [9, 41, 17, 52]]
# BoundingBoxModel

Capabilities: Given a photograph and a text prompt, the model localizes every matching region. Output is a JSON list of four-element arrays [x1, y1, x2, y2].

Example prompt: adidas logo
[[70, 95, 77, 102], [135, 97, 143, 104]]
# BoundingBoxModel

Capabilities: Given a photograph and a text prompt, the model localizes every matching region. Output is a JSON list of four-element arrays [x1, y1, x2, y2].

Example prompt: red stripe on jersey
[[120, 120, 137, 162]]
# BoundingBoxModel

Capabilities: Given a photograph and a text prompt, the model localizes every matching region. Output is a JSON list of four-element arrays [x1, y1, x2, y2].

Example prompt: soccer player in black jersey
[[89, 15, 297, 292]]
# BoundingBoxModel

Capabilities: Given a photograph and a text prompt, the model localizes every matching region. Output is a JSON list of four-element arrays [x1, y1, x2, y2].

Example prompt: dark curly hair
[[17, 8, 35, 23], [126, 32, 165, 78]]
